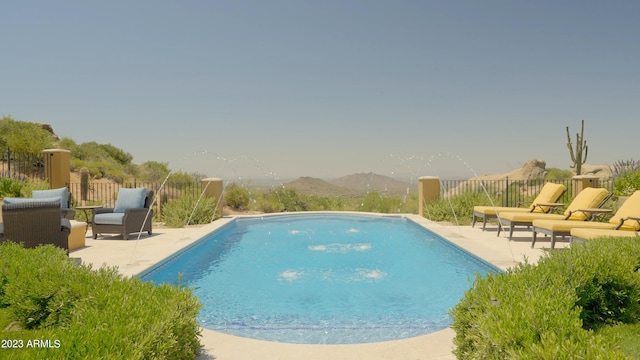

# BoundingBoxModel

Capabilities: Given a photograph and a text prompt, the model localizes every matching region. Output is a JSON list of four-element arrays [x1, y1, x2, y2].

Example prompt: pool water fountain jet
[[123, 150, 313, 268], [127, 164, 179, 265], [126, 151, 235, 265], [190, 151, 309, 213], [418, 152, 517, 261]]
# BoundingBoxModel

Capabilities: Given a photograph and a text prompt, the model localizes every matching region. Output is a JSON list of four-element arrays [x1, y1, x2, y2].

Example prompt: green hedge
[[450, 237, 640, 359], [0, 242, 202, 359]]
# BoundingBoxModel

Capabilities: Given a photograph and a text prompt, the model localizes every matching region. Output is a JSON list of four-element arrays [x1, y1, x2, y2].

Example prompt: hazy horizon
[[3, 1, 639, 179]]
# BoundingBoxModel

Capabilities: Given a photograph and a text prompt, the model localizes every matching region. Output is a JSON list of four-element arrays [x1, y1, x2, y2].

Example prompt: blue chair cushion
[[3, 197, 61, 205], [114, 188, 147, 213], [33, 188, 70, 208], [93, 213, 125, 225]]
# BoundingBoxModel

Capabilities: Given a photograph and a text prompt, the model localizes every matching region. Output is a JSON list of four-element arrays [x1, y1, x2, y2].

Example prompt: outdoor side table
[[76, 205, 103, 234]]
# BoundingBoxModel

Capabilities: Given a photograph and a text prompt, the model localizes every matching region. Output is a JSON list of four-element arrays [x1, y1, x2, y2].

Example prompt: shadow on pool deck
[[71, 213, 559, 360]]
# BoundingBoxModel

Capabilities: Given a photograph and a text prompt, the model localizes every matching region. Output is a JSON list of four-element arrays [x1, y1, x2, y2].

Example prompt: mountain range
[[281, 172, 412, 197]]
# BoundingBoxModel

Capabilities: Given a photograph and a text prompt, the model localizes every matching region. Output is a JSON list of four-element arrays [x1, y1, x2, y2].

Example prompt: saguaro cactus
[[566, 119, 588, 175], [80, 167, 90, 202]]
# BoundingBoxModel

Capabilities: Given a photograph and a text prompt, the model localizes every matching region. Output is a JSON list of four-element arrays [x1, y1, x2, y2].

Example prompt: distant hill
[[283, 177, 361, 197], [282, 173, 413, 198], [331, 172, 411, 196]]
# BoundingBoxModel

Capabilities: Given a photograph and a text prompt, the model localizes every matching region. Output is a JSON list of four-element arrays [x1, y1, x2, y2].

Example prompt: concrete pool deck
[[71, 213, 565, 360]]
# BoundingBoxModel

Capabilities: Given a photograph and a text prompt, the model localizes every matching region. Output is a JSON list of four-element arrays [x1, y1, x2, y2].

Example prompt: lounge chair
[[92, 188, 153, 240], [472, 183, 566, 230], [570, 227, 640, 243], [0, 199, 70, 254], [497, 187, 612, 240], [531, 190, 640, 248]]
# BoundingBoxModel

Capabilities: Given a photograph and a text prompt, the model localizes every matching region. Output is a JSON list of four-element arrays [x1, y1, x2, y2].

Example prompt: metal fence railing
[[68, 181, 205, 216], [439, 178, 615, 207], [0, 148, 45, 180], [65, 177, 618, 216]]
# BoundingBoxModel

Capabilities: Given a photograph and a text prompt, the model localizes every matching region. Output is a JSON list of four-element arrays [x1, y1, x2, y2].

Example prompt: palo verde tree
[[566, 119, 588, 175]]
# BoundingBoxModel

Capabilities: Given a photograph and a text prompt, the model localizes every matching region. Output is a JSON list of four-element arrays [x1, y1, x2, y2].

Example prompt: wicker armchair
[[0, 199, 70, 253], [32, 187, 76, 220], [92, 188, 153, 240]]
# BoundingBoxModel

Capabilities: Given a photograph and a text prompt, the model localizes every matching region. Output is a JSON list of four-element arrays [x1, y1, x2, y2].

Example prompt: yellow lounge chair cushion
[[499, 212, 566, 223], [533, 219, 617, 233], [500, 187, 610, 223], [530, 183, 567, 212], [608, 190, 640, 231], [473, 183, 566, 215], [562, 188, 611, 221], [571, 228, 640, 241], [474, 206, 533, 216]]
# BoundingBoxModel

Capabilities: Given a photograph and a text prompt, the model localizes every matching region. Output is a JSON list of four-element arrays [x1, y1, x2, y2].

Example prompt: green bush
[[0, 178, 49, 199], [0, 116, 57, 153], [162, 193, 217, 227], [546, 168, 574, 180], [224, 183, 251, 210], [424, 191, 495, 225], [167, 172, 195, 189], [0, 177, 24, 198], [450, 237, 640, 359], [358, 191, 396, 213], [614, 168, 640, 196], [257, 188, 310, 212], [0, 242, 202, 359]]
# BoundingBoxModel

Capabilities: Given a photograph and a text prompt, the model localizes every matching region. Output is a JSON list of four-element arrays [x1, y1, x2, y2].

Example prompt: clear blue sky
[[3, 1, 639, 180]]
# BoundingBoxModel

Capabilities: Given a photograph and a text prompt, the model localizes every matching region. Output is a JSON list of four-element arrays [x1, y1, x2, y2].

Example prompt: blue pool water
[[140, 213, 498, 344]]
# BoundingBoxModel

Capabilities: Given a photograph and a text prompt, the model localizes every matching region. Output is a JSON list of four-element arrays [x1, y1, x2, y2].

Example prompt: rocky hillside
[[471, 159, 612, 181]]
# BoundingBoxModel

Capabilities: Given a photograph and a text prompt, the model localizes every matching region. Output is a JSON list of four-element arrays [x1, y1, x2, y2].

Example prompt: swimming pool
[[140, 213, 498, 344]]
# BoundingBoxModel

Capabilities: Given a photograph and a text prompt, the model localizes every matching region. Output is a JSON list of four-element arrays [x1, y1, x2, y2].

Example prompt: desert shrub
[[546, 167, 574, 180], [277, 188, 310, 211], [450, 237, 640, 359], [561, 239, 640, 329], [262, 188, 309, 212], [0, 178, 50, 199], [424, 191, 495, 225], [0, 116, 56, 153], [256, 198, 279, 213], [614, 168, 640, 196], [358, 191, 397, 213], [167, 172, 195, 189], [599, 323, 640, 359], [162, 193, 217, 227], [138, 161, 171, 182], [0, 242, 202, 359], [307, 194, 349, 211], [610, 159, 640, 178], [19, 179, 49, 197], [0, 177, 24, 198], [224, 183, 251, 210]]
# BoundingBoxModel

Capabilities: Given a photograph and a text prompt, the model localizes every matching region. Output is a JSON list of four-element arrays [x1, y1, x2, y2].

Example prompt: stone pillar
[[572, 175, 599, 195], [201, 178, 224, 218], [418, 176, 440, 217], [43, 149, 71, 189]]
